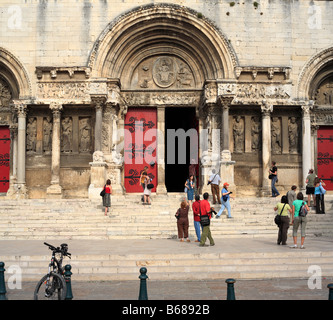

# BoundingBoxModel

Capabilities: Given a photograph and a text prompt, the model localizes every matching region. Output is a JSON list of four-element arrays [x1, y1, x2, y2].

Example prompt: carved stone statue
[[79, 118, 91, 153], [233, 116, 244, 153], [288, 117, 299, 153], [26, 117, 37, 153], [251, 116, 261, 151], [61, 117, 72, 153], [271, 117, 281, 153], [43, 116, 52, 153]]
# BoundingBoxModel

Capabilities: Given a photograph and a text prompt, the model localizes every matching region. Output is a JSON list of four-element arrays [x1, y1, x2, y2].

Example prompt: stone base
[[156, 184, 167, 195], [46, 184, 62, 199], [259, 186, 271, 197], [6, 183, 27, 199]]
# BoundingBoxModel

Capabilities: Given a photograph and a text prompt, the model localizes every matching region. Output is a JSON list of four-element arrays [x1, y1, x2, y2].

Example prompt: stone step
[[3, 248, 333, 281]]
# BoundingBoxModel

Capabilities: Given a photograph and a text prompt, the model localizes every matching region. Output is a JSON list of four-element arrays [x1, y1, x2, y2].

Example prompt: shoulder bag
[[100, 185, 106, 197], [199, 204, 210, 227], [274, 203, 286, 226]]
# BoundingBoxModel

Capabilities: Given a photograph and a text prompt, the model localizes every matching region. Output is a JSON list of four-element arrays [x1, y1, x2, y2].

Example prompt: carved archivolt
[[88, 4, 238, 82], [0, 79, 12, 107]]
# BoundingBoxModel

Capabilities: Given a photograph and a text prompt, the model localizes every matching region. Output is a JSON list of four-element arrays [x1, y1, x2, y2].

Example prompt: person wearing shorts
[[305, 169, 317, 207]]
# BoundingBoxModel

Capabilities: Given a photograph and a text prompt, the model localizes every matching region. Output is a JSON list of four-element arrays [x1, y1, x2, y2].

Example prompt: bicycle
[[34, 242, 71, 300]]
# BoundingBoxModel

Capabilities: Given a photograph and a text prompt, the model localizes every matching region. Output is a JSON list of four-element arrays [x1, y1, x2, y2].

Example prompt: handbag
[[299, 201, 308, 217], [199, 204, 210, 227], [100, 185, 106, 197], [175, 208, 180, 220], [319, 184, 326, 195], [269, 174, 273, 179], [147, 183, 154, 189], [274, 203, 286, 226]]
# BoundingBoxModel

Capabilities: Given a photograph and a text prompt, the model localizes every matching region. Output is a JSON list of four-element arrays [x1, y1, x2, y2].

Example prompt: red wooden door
[[317, 126, 333, 190], [0, 126, 10, 193], [124, 108, 157, 192]]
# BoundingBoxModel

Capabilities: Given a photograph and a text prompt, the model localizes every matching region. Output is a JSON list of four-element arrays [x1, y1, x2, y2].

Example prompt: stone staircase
[[1, 194, 333, 281], [0, 194, 332, 240]]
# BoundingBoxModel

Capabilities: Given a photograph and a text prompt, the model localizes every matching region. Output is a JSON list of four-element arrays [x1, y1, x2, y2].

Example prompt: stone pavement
[[1, 236, 333, 300]]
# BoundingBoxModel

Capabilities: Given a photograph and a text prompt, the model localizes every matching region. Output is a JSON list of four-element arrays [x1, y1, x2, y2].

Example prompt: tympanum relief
[[130, 56, 195, 90]]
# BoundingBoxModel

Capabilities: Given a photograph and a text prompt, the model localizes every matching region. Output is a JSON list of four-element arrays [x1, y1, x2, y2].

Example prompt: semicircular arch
[[88, 4, 238, 88]]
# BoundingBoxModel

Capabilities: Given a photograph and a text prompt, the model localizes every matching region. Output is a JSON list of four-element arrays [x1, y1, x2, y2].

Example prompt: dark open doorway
[[165, 107, 198, 192]]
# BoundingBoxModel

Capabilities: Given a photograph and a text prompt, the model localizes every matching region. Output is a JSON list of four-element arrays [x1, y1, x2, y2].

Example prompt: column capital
[[91, 94, 107, 110], [260, 102, 273, 116], [49, 102, 63, 115], [217, 94, 234, 109], [12, 101, 27, 118], [301, 100, 314, 118]]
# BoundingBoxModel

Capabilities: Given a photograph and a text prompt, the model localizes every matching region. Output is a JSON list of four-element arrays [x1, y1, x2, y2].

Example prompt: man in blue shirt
[[215, 182, 233, 219]]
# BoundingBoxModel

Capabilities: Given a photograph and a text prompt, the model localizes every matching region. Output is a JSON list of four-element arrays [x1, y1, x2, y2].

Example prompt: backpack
[[299, 202, 308, 217]]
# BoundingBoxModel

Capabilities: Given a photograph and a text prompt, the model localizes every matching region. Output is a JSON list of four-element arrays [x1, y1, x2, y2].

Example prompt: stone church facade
[[0, 1, 333, 199]]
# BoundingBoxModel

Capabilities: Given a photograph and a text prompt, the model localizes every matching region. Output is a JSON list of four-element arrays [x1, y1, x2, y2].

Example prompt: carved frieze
[[314, 77, 333, 106], [122, 91, 201, 106]]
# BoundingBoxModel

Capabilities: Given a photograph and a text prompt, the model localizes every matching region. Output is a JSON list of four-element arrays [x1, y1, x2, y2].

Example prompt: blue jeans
[[194, 221, 202, 241], [271, 176, 279, 197], [217, 199, 231, 217]]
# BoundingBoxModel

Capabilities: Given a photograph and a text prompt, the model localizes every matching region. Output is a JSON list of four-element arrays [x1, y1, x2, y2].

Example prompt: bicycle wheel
[[34, 273, 67, 300]]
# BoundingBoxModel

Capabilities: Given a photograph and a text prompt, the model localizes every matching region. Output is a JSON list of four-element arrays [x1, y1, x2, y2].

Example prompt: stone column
[[6, 124, 18, 198], [13, 103, 27, 198], [260, 103, 273, 196], [91, 95, 106, 152], [46, 102, 63, 198], [218, 95, 236, 192], [156, 106, 167, 194], [301, 102, 313, 189]]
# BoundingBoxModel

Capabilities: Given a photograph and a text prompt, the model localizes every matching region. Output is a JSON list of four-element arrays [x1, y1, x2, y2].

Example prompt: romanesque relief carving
[[61, 117, 73, 153], [314, 78, 333, 105], [271, 117, 282, 154], [37, 82, 90, 101], [233, 84, 291, 104], [0, 79, 11, 108], [233, 116, 244, 153], [131, 56, 195, 90], [251, 116, 262, 152], [79, 117, 92, 153], [288, 117, 299, 154], [26, 117, 37, 153], [123, 91, 200, 106], [43, 116, 52, 154]]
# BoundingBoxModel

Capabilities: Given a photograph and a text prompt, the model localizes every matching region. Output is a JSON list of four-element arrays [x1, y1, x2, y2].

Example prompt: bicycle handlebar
[[44, 242, 71, 258]]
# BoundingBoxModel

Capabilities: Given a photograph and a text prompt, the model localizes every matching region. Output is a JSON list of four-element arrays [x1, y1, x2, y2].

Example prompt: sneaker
[[300, 245, 305, 249], [289, 244, 297, 249], [215, 215, 220, 219], [210, 243, 215, 246], [199, 244, 209, 247]]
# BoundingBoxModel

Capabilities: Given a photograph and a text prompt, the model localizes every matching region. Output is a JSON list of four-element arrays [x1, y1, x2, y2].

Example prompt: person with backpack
[[290, 192, 309, 249], [274, 195, 292, 245]]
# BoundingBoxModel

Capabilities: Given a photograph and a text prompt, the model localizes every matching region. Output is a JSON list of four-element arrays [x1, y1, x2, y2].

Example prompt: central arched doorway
[[88, 4, 238, 193]]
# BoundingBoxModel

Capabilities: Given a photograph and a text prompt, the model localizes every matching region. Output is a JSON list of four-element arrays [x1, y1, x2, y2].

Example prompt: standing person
[[185, 175, 195, 208], [103, 179, 112, 216], [290, 192, 309, 249], [305, 169, 317, 207], [199, 193, 215, 247], [274, 195, 292, 245], [287, 185, 297, 209], [269, 161, 280, 197], [189, 158, 198, 196], [208, 169, 221, 204], [192, 195, 202, 242], [140, 166, 149, 202], [314, 177, 326, 214], [175, 200, 190, 242], [143, 175, 152, 205], [216, 182, 233, 219]]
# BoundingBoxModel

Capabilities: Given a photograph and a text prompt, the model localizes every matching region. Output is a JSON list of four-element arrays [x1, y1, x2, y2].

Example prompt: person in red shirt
[[199, 192, 215, 247], [103, 179, 112, 216], [192, 195, 202, 242]]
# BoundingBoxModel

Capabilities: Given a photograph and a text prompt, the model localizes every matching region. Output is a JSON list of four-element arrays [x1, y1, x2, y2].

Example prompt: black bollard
[[328, 283, 333, 300], [0, 262, 7, 300], [225, 278, 236, 300], [64, 264, 73, 300], [138, 267, 148, 300]]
